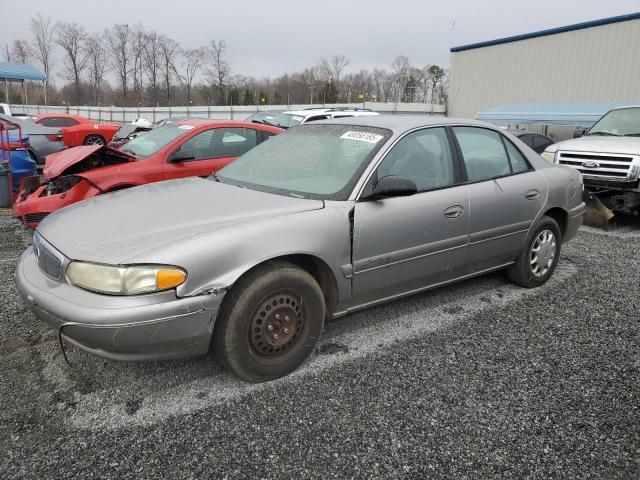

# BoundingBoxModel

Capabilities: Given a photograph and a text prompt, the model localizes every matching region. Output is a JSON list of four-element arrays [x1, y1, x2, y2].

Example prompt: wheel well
[[544, 207, 567, 239], [233, 254, 339, 319], [84, 133, 105, 142]]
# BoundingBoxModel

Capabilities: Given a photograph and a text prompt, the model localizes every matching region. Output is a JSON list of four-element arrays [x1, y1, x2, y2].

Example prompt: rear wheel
[[506, 216, 561, 288], [84, 134, 105, 146], [213, 261, 325, 382]]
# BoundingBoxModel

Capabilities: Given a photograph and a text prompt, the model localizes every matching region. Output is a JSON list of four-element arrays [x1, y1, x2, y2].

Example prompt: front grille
[[32, 232, 64, 280], [558, 151, 638, 179], [24, 212, 50, 224]]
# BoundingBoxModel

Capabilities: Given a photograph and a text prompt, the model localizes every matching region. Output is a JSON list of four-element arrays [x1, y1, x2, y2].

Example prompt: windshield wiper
[[210, 172, 222, 183], [623, 133, 640, 137], [261, 119, 283, 128], [587, 131, 619, 136]]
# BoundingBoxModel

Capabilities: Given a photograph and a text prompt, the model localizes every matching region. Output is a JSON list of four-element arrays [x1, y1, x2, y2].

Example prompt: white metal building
[[448, 12, 640, 119]]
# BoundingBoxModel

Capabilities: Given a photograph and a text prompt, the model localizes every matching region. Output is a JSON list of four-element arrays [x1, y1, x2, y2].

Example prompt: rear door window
[[180, 127, 258, 160], [453, 127, 512, 182]]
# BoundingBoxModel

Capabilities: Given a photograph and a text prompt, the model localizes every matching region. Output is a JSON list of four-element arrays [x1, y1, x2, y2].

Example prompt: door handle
[[525, 189, 540, 200], [444, 205, 464, 218]]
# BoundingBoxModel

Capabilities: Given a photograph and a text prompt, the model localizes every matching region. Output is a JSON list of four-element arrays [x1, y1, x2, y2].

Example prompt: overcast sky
[[2, 0, 638, 79]]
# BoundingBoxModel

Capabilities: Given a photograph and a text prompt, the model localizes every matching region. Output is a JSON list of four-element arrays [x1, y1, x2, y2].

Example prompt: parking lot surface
[[1, 212, 638, 479]]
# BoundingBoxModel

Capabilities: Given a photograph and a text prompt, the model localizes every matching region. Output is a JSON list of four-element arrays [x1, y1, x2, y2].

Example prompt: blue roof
[[451, 11, 640, 52], [476, 102, 634, 127], [0, 62, 46, 82]]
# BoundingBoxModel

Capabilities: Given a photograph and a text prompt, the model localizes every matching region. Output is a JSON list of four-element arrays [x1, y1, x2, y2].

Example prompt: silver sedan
[[16, 116, 585, 382]]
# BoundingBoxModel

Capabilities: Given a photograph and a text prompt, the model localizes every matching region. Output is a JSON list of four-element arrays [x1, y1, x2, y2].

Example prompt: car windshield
[[588, 107, 640, 136], [217, 124, 391, 200], [270, 113, 305, 128], [119, 124, 188, 158]]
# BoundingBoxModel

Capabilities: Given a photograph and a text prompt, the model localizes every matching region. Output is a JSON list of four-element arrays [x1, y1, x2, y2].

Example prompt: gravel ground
[[0, 212, 638, 479]]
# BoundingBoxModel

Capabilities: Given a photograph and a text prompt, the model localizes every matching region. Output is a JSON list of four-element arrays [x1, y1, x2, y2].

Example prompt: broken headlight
[[66, 262, 186, 295]]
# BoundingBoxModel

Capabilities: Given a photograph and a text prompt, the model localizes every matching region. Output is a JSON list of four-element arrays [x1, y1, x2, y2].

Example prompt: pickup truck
[[541, 106, 640, 220]]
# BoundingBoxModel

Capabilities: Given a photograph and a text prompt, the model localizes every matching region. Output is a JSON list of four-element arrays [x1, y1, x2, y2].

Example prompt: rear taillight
[[46, 134, 63, 142]]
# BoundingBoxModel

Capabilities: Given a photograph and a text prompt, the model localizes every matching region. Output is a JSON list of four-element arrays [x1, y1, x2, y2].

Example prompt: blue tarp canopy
[[476, 102, 635, 128], [0, 62, 46, 82]]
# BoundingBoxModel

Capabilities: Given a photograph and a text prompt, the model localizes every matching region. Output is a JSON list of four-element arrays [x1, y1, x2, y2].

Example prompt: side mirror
[[168, 149, 196, 163], [368, 175, 417, 200], [573, 128, 587, 138]]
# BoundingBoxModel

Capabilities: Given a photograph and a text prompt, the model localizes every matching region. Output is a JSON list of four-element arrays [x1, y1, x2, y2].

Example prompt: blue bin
[[1, 131, 37, 195]]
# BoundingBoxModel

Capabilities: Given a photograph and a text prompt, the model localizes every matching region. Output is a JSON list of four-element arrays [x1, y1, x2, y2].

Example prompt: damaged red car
[[13, 119, 283, 227], [34, 114, 121, 147]]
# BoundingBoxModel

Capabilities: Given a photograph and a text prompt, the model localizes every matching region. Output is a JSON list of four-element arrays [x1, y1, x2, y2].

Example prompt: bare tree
[[55, 22, 89, 105], [3, 44, 10, 62], [176, 47, 207, 105], [159, 35, 180, 106], [11, 40, 32, 63], [207, 40, 230, 104], [320, 54, 350, 83], [391, 55, 411, 102], [29, 15, 55, 104], [85, 34, 107, 105], [130, 24, 146, 105], [143, 31, 162, 106], [106, 24, 132, 104]]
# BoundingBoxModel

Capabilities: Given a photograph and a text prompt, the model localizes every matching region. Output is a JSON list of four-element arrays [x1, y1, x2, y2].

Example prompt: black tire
[[213, 261, 325, 382], [506, 215, 561, 288], [83, 134, 105, 146]]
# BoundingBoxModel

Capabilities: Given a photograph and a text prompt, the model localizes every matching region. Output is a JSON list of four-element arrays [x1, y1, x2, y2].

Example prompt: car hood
[[547, 136, 640, 155], [37, 177, 325, 264], [43, 145, 135, 179]]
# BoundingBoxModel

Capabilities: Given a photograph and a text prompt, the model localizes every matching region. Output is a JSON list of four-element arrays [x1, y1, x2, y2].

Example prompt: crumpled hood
[[43, 145, 134, 179], [547, 136, 640, 155], [37, 177, 324, 263]]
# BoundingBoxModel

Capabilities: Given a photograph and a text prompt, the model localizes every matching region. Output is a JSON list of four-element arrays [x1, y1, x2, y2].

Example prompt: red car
[[34, 114, 120, 147], [14, 119, 283, 227]]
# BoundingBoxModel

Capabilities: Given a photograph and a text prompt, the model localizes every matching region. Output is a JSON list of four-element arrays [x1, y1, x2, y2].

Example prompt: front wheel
[[506, 216, 561, 288], [84, 134, 105, 146], [213, 261, 325, 382]]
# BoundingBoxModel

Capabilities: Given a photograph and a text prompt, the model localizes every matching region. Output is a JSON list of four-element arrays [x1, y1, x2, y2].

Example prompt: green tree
[[243, 88, 254, 105], [272, 91, 282, 105], [258, 90, 269, 104], [229, 88, 240, 105]]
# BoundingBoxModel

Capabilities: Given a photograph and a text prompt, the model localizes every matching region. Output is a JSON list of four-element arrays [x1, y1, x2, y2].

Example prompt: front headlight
[[66, 262, 186, 295], [540, 151, 556, 163]]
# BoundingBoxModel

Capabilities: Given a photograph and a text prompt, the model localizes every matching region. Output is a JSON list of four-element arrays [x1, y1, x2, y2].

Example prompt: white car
[[266, 107, 379, 129]]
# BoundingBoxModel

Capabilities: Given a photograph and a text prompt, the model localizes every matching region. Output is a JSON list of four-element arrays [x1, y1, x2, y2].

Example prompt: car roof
[[162, 118, 282, 131], [281, 108, 377, 117], [315, 115, 493, 133], [36, 113, 85, 119], [609, 105, 640, 111]]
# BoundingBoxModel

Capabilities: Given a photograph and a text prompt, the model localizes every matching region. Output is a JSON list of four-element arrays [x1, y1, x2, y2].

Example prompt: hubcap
[[249, 292, 303, 356], [86, 136, 104, 145], [530, 229, 557, 277]]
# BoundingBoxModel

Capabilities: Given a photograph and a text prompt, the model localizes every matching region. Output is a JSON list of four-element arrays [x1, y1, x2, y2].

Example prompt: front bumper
[[13, 178, 101, 228], [15, 246, 225, 361]]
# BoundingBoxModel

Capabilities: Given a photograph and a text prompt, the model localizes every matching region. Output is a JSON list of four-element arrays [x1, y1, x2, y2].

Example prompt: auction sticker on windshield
[[178, 125, 195, 130], [340, 131, 384, 143]]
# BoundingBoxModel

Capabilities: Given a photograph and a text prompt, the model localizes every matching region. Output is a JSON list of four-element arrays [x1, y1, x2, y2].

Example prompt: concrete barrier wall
[[10, 102, 447, 124]]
